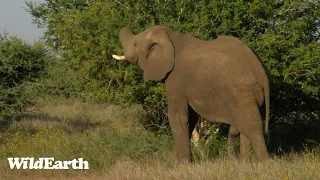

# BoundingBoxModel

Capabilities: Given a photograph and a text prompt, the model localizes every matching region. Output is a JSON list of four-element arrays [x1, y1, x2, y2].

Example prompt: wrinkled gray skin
[[114, 26, 270, 162]]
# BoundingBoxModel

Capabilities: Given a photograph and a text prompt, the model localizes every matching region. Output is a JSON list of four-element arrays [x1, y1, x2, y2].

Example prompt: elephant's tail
[[264, 80, 270, 144]]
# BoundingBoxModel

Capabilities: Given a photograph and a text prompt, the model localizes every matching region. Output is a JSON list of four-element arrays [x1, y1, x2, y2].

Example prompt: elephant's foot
[[174, 151, 192, 163], [247, 134, 269, 161], [254, 148, 269, 161]]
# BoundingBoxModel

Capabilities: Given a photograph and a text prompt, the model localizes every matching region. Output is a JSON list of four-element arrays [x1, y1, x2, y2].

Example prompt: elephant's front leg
[[167, 98, 193, 162]]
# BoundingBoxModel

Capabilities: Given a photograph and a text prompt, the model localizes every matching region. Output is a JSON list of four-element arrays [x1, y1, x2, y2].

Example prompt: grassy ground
[[0, 98, 319, 180]]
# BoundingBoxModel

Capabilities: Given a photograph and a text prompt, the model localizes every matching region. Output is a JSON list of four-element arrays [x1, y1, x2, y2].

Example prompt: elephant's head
[[112, 26, 175, 81]]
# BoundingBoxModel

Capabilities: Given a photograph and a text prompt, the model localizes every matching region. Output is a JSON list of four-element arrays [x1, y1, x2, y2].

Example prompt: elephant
[[112, 25, 270, 162]]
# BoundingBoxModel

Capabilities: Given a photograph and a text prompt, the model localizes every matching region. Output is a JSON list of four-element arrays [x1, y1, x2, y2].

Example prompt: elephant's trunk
[[112, 27, 135, 61], [118, 27, 135, 61], [120, 27, 134, 45]]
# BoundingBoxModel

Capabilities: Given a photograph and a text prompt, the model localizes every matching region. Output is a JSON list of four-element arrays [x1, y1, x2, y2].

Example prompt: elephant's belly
[[188, 97, 231, 125], [182, 74, 259, 126]]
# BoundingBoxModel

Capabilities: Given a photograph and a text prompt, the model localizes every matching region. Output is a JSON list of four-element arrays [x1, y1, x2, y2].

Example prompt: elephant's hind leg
[[240, 133, 252, 160], [226, 126, 253, 160], [234, 106, 269, 161], [227, 126, 239, 157]]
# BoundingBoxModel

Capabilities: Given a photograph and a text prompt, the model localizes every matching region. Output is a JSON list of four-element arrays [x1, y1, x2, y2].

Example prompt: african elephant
[[112, 25, 270, 162]]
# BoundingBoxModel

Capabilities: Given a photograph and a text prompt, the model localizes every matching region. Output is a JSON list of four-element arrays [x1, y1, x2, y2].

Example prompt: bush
[[37, 58, 86, 99], [0, 34, 49, 126]]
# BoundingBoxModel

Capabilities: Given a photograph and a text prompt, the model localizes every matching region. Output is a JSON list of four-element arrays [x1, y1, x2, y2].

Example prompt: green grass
[[0, 98, 319, 180], [0, 98, 172, 178]]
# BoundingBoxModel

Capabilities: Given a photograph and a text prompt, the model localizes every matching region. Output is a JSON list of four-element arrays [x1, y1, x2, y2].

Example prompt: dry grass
[[0, 98, 319, 180], [2, 154, 320, 180], [104, 154, 320, 180], [6, 97, 145, 133]]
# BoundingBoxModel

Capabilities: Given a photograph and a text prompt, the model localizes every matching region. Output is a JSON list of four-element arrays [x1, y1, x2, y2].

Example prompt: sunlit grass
[[0, 98, 319, 180]]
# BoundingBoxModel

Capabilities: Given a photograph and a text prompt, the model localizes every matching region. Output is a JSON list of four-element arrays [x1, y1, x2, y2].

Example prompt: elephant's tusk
[[112, 55, 126, 60]]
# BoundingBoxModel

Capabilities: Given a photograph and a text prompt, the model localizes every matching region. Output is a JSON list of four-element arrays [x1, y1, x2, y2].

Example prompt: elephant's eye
[[134, 43, 137, 47]]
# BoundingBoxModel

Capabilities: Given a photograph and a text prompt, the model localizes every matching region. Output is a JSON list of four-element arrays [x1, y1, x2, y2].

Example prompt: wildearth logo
[[7, 157, 89, 170]]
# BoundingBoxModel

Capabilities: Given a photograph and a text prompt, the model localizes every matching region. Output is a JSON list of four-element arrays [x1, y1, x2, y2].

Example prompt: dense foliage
[[38, 58, 87, 98], [0, 33, 49, 125], [26, 0, 319, 133]]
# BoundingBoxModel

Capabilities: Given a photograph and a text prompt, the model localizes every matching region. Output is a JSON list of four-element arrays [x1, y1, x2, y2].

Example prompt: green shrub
[[37, 58, 86, 98], [191, 124, 240, 161], [0, 34, 49, 126]]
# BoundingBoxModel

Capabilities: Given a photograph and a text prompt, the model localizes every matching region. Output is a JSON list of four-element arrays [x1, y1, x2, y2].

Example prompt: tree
[[0, 33, 49, 125], [26, 0, 319, 131]]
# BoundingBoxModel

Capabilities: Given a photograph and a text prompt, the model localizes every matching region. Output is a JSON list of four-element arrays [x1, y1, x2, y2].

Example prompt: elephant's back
[[210, 36, 269, 87], [212, 36, 261, 66]]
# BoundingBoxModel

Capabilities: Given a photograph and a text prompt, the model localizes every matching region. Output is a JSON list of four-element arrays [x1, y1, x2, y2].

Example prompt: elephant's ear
[[143, 31, 175, 81]]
